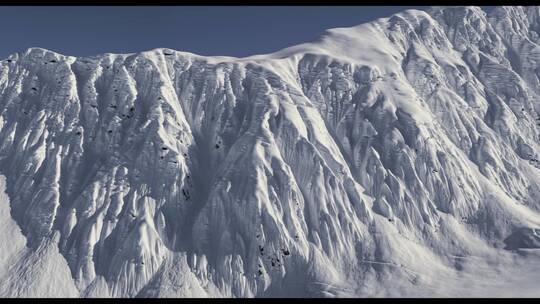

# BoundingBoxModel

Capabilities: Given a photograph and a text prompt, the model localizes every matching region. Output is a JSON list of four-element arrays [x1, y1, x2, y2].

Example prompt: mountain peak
[[0, 6, 540, 298]]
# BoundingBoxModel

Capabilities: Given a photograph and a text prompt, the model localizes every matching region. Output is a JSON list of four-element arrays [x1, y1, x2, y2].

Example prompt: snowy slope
[[0, 175, 79, 297], [0, 5, 540, 297]]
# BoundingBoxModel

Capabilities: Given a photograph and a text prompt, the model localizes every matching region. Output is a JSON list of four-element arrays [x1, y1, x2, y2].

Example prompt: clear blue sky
[[0, 6, 492, 59]]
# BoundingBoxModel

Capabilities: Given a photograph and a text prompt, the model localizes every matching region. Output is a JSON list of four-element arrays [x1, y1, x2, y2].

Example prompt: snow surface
[[0, 5, 540, 298]]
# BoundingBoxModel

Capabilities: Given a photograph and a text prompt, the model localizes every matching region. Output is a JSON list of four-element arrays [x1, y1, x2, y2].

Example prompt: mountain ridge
[[1, 5, 540, 297]]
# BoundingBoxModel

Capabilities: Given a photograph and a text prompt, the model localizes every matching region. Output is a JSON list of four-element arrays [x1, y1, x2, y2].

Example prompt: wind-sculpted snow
[[1, 6, 540, 297]]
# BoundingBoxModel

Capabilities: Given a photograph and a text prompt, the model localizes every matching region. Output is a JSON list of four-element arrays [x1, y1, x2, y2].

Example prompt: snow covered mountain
[[1, 5, 540, 297]]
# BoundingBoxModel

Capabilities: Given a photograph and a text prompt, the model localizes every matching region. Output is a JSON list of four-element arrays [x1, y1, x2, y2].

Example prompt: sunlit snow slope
[[1, 5, 540, 297]]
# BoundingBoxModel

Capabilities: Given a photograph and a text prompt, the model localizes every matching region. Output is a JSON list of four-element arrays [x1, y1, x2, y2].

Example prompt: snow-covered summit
[[1, 6, 540, 297]]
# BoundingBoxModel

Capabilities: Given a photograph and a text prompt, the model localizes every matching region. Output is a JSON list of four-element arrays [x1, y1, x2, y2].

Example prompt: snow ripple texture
[[1, 5, 540, 297]]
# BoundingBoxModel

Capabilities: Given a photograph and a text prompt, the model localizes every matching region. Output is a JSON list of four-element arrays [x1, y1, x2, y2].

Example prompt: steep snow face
[[0, 175, 79, 297], [1, 6, 540, 298]]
